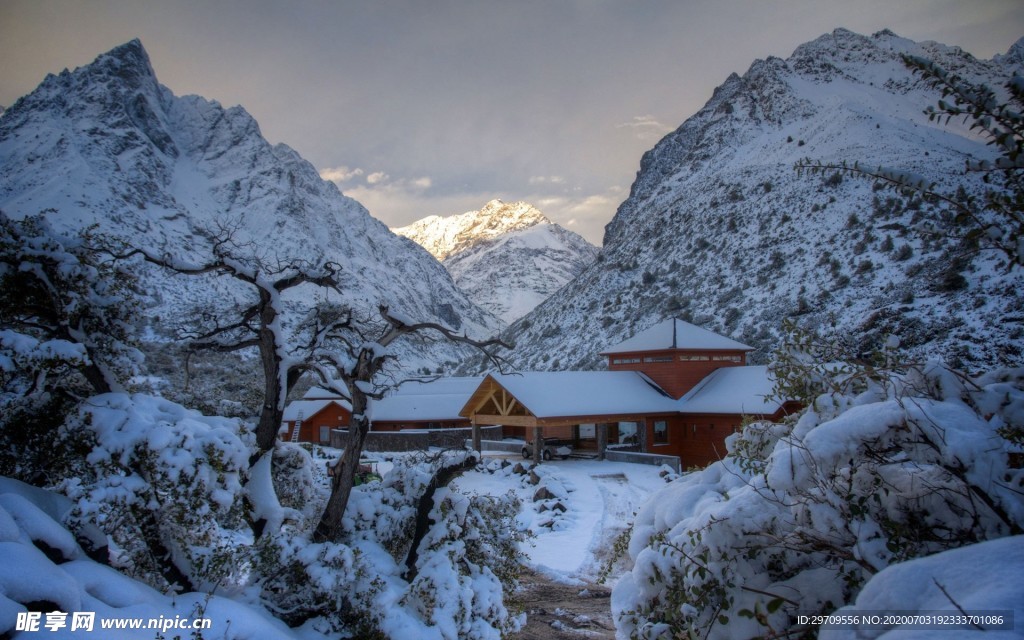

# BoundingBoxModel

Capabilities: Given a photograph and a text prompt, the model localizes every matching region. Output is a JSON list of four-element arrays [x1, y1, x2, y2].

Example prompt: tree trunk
[[313, 391, 370, 542], [81, 359, 113, 395], [255, 291, 284, 452], [403, 455, 477, 581]]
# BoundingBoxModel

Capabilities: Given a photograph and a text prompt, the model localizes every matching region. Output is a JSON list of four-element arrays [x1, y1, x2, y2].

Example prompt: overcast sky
[[2, 1, 1021, 245]]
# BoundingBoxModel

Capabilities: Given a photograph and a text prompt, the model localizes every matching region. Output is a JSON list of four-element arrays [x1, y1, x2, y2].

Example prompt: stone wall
[[329, 425, 504, 452], [605, 449, 681, 472]]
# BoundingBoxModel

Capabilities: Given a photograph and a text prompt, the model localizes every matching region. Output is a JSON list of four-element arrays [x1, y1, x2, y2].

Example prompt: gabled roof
[[369, 376, 482, 422], [462, 371, 677, 419], [676, 365, 781, 416], [303, 386, 350, 400], [390, 376, 484, 397], [282, 398, 352, 422], [600, 318, 753, 355]]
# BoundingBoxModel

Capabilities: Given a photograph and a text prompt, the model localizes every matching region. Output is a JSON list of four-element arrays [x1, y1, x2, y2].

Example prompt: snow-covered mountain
[[0, 40, 500, 384], [497, 29, 1024, 372], [394, 200, 598, 325]]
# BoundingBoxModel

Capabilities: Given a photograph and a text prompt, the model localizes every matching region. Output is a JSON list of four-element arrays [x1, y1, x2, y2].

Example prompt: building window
[[679, 355, 710, 361], [319, 426, 330, 442], [613, 357, 641, 364], [711, 354, 743, 362], [653, 420, 668, 445], [643, 355, 674, 363], [618, 421, 639, 445]]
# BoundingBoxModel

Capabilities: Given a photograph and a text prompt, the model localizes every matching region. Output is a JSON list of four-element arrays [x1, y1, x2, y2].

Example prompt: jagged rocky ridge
[[0, 40, 501, 405], [492, 29, 1024, 373], [394, 200, 598, 326]]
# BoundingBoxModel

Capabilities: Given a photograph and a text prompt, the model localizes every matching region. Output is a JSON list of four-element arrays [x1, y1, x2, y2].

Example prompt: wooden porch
[[463, 377, 647, 463]]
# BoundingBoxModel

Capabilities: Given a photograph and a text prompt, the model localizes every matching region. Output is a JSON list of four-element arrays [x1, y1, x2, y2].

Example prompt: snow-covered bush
[[0, 214, 141, 398], [820, 535, 1024, 640], [270, 442, 319, 513], [56, 393, 254, 592], [0, 214, 141, 482], [43, 392, 523, 637], [613, 355, 1024, 639], [0, 476, 299, 640], [254, 451, 525, 638]]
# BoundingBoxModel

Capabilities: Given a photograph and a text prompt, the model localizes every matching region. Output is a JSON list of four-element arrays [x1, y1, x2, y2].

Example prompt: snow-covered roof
[[282, 398, 352, 422], [600, 318, 753, 355], [392, 376, 484, 397], [302, 386, 350, 400], [676, 365, 782, 416], [474, 371, 677, 418], [370, 377, 482, 422]]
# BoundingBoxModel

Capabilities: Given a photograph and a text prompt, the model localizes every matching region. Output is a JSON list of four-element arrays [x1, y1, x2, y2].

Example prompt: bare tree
[[302, 304, 509, 543], [110, 228, 343, 456], [111, 226, 511, 540]]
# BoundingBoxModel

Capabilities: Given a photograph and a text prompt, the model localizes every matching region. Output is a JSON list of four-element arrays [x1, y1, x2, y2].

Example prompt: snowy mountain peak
[[504, 29, 1023, 373], [395, 200, 597, 326], [30, 37, 168, 123], [0, 39, 501, 382], [90, 38, 156, 83], [393, 199, 550, 261], [995, 36, 1024, 66]]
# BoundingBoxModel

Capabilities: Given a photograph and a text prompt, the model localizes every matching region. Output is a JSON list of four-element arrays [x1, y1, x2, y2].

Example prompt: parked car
[[522, 438, 573, 460]]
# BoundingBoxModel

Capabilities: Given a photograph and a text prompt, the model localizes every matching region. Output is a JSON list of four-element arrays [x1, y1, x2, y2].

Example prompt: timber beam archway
[[460, 375, 648, 463]]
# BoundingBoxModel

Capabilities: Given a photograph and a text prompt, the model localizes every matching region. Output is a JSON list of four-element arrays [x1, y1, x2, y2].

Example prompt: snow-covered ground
[[451, 454, 672, 584]]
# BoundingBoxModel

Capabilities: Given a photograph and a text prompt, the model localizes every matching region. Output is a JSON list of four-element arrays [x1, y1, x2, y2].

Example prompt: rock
[[534, 486, 556, 501]]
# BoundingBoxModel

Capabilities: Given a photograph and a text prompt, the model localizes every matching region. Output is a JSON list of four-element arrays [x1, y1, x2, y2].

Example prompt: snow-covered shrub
[[0, 214, 141, 396], [0, 214, 142, 482], [255, 450, 525, 638], [613, 357, 1024, 639], [56, 393, 254, 592], [0, 476, 300, 640], [819, 535, 1024, 640], [399, 487, 524, 638], [270, 442, 319, 513]]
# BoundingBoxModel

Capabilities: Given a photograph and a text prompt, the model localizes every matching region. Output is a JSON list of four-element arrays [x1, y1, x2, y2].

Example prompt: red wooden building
[[368, 377, 480, 431], [282, 319, 797, 468], [461, 319, 798, 468], [281, 379, 477, 443], [280, 387, 353, 444]]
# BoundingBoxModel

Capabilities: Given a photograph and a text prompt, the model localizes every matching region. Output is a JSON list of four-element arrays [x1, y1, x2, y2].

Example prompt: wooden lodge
[[460, 319, 799, 468], [282, 318, 798, 469]]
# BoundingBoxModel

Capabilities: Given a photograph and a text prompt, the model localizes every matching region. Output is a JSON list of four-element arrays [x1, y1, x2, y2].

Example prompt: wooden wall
[[642, 414, 744, 469], [286, 403, 352, 443], [607, 349, 746, 399], [371, 419, 471, 432]]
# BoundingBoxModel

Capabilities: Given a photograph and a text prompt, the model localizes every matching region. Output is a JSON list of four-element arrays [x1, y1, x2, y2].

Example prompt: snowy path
[[452, 458, 669, 584], [449, 459, 670, 639]]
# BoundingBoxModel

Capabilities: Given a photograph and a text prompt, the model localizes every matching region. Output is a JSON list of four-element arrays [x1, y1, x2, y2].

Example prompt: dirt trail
[[509, 569, 616, 639], [507, 470, 646, 638]]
